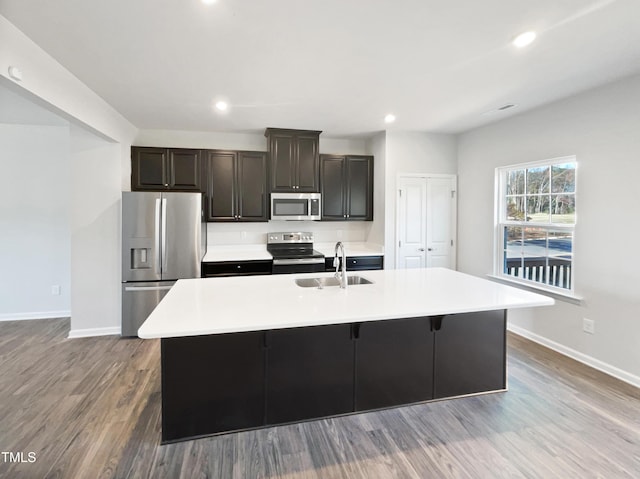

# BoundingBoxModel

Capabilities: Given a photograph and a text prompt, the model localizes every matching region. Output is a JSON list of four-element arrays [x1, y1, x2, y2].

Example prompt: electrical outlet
[[583, 318, 595, 334], [51, 285, 61, 296]]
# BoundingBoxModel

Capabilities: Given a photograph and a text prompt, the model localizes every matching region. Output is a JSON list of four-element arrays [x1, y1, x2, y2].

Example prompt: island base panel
[[159, 310, 507, 442], [433, 310, 506, 399], [265, 324, 354, 424], [355, 317, 434, 410], [161, 332, 265, 443]]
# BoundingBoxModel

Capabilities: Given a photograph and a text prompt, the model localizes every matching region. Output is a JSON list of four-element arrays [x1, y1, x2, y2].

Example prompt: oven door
[[272, 258, 326, 274]]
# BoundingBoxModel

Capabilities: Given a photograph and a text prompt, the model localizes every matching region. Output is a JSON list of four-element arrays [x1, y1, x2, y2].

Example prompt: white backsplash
[[206, 221, 372, 247]]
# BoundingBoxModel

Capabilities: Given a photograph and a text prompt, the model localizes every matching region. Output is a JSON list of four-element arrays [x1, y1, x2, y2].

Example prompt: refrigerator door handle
[[161, 197, 168, 271], [155, 198, 162, 273], [124, 285, 173, 292]]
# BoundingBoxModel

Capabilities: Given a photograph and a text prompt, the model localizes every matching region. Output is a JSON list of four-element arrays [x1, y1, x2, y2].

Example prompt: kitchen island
[[139, 267, 554, 443]]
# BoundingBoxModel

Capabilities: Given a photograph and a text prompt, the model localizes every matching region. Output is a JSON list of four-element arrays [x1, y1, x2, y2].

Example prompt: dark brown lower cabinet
[[355, 317, 434, 410], [160, 310, 506, 442], [433, 310, 506, 399], [161, 332, 265, 443], [265, 324, 354, 424]]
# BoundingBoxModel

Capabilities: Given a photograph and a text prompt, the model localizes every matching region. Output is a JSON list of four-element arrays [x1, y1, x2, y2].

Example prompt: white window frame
[[494, 156, 577, 296]]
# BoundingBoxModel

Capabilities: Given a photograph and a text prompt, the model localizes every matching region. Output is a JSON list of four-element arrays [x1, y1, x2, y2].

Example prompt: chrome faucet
[[333, 241, 347, 289]]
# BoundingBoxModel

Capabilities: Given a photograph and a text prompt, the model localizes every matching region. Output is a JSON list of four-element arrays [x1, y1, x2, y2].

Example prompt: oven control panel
[[267, 232, 314, 244]]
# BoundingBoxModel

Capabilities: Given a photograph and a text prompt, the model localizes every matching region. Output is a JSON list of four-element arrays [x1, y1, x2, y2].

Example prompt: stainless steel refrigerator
[[121, 191, 205, 336]]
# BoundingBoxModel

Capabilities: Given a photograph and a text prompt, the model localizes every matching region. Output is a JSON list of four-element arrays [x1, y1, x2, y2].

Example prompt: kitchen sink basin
[[295, 276, 374, 288]]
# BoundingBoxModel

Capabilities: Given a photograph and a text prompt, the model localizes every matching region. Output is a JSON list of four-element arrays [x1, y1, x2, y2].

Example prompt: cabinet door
[[238, 152, 268, 221], [131, 147, 167, 190], [266, 324, 354, 424], [346, 156, 373, 220], [161, 333, 265, 442], [270, 134, 295, 192], [201, 260, 272, 278], [168, 149, 201, 191], [204, 150, 237, 221], [296, 134, 319, 192], [433, 310, 506, 399], [320, 155, 346, 220], [346, 256, 384, 271], [355, 317, 434, 411]]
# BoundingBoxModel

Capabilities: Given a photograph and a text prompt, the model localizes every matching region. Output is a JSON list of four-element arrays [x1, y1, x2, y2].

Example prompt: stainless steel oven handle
[[272, 258, 325, 266]]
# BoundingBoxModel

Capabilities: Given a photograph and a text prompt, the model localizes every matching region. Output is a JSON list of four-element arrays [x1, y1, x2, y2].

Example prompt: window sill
[[486, 274, 583, 305]]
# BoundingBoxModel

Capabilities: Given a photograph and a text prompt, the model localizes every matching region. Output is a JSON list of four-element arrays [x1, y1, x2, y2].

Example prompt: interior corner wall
[[69, 125, 123, 336], [383, 131, 458, 269], [1, 14, 137, 336], [457, 73, 640, 384], [0, 124, 71, 320], [366, 132, 386, 248]]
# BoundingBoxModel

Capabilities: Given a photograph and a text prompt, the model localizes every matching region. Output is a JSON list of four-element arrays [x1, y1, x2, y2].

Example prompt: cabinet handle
[[343, 215, 346, 218], [164, 183, 169, 187], [347, 214, 350, 218], [351, 323, 361, 340], [430, 316, 444, 332]]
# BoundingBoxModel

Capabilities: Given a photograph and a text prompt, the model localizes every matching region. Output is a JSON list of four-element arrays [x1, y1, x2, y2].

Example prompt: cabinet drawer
[[202, 260, 272, 278], [325, 256, 383, 271]]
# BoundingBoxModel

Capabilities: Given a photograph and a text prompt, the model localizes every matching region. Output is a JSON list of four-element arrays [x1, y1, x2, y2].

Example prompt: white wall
[[457, 73, 640, 385], [68, 126, 124, 337], [2, 14, 137, 336], [366, 132, 387, 247], [383, 131, 458, 268], [134, 129, 369, 156], [0, 124, 71, 320]]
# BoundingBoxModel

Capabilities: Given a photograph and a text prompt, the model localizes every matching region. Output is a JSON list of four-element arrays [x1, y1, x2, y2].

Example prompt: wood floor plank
[[0, 318, 638, 479]]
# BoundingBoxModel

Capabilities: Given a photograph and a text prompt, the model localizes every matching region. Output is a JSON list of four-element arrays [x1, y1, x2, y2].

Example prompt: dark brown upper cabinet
[[320, 155, 373, 221], [131, 147, 202, 191], [265, 128, 321, 192], [203, 150, 268, 222]]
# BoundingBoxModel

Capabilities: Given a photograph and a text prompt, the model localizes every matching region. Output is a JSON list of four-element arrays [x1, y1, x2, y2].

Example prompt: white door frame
[[395, 173, 457, 269]]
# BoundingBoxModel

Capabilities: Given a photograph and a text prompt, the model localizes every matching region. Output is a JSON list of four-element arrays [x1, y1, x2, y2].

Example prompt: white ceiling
[[2, 0, 640, 137]]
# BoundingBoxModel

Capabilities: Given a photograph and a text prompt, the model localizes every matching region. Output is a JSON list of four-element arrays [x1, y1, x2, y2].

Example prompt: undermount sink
[[295, 276, 374, 288]]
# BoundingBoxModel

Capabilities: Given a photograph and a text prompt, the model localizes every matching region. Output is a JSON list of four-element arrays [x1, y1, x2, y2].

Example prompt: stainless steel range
[[267, 232, 325, 274]]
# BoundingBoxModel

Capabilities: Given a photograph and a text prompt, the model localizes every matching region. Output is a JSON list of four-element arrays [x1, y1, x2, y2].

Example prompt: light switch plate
[[583, 318, 595, 334]]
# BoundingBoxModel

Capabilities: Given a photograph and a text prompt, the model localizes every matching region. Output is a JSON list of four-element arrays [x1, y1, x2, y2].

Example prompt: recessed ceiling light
[[384, 114, 396, 124], [513, 31, 536, 48], [215, 101, 228, 112]]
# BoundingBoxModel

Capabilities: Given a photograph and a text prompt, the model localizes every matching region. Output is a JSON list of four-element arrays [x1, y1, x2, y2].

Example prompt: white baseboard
[[68, 326, 121, 339], [0, 311, 71, 321], [508, 324, 640, 389]]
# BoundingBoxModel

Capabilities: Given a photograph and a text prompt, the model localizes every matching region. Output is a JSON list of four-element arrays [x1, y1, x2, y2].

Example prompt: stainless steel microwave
[[270, 193, 321, 220]]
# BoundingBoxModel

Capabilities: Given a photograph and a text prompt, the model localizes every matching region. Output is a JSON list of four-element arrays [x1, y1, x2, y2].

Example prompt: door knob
[[418, 248, 425, 252], [428, 248, 433, 251]]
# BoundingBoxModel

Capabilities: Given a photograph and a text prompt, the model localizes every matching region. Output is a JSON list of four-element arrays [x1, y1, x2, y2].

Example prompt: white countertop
[[138, 268, 554, 339], [202, 242, 384, 262], [202, 245, 272, 262], [315, 242, 384, 257]]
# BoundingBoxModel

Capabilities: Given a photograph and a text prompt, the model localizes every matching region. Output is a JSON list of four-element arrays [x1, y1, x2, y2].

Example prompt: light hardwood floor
[[0, 318, 638, 478]]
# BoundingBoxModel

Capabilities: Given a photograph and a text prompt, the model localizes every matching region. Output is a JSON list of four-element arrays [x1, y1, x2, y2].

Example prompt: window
[[495, 157, 576, 293]]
